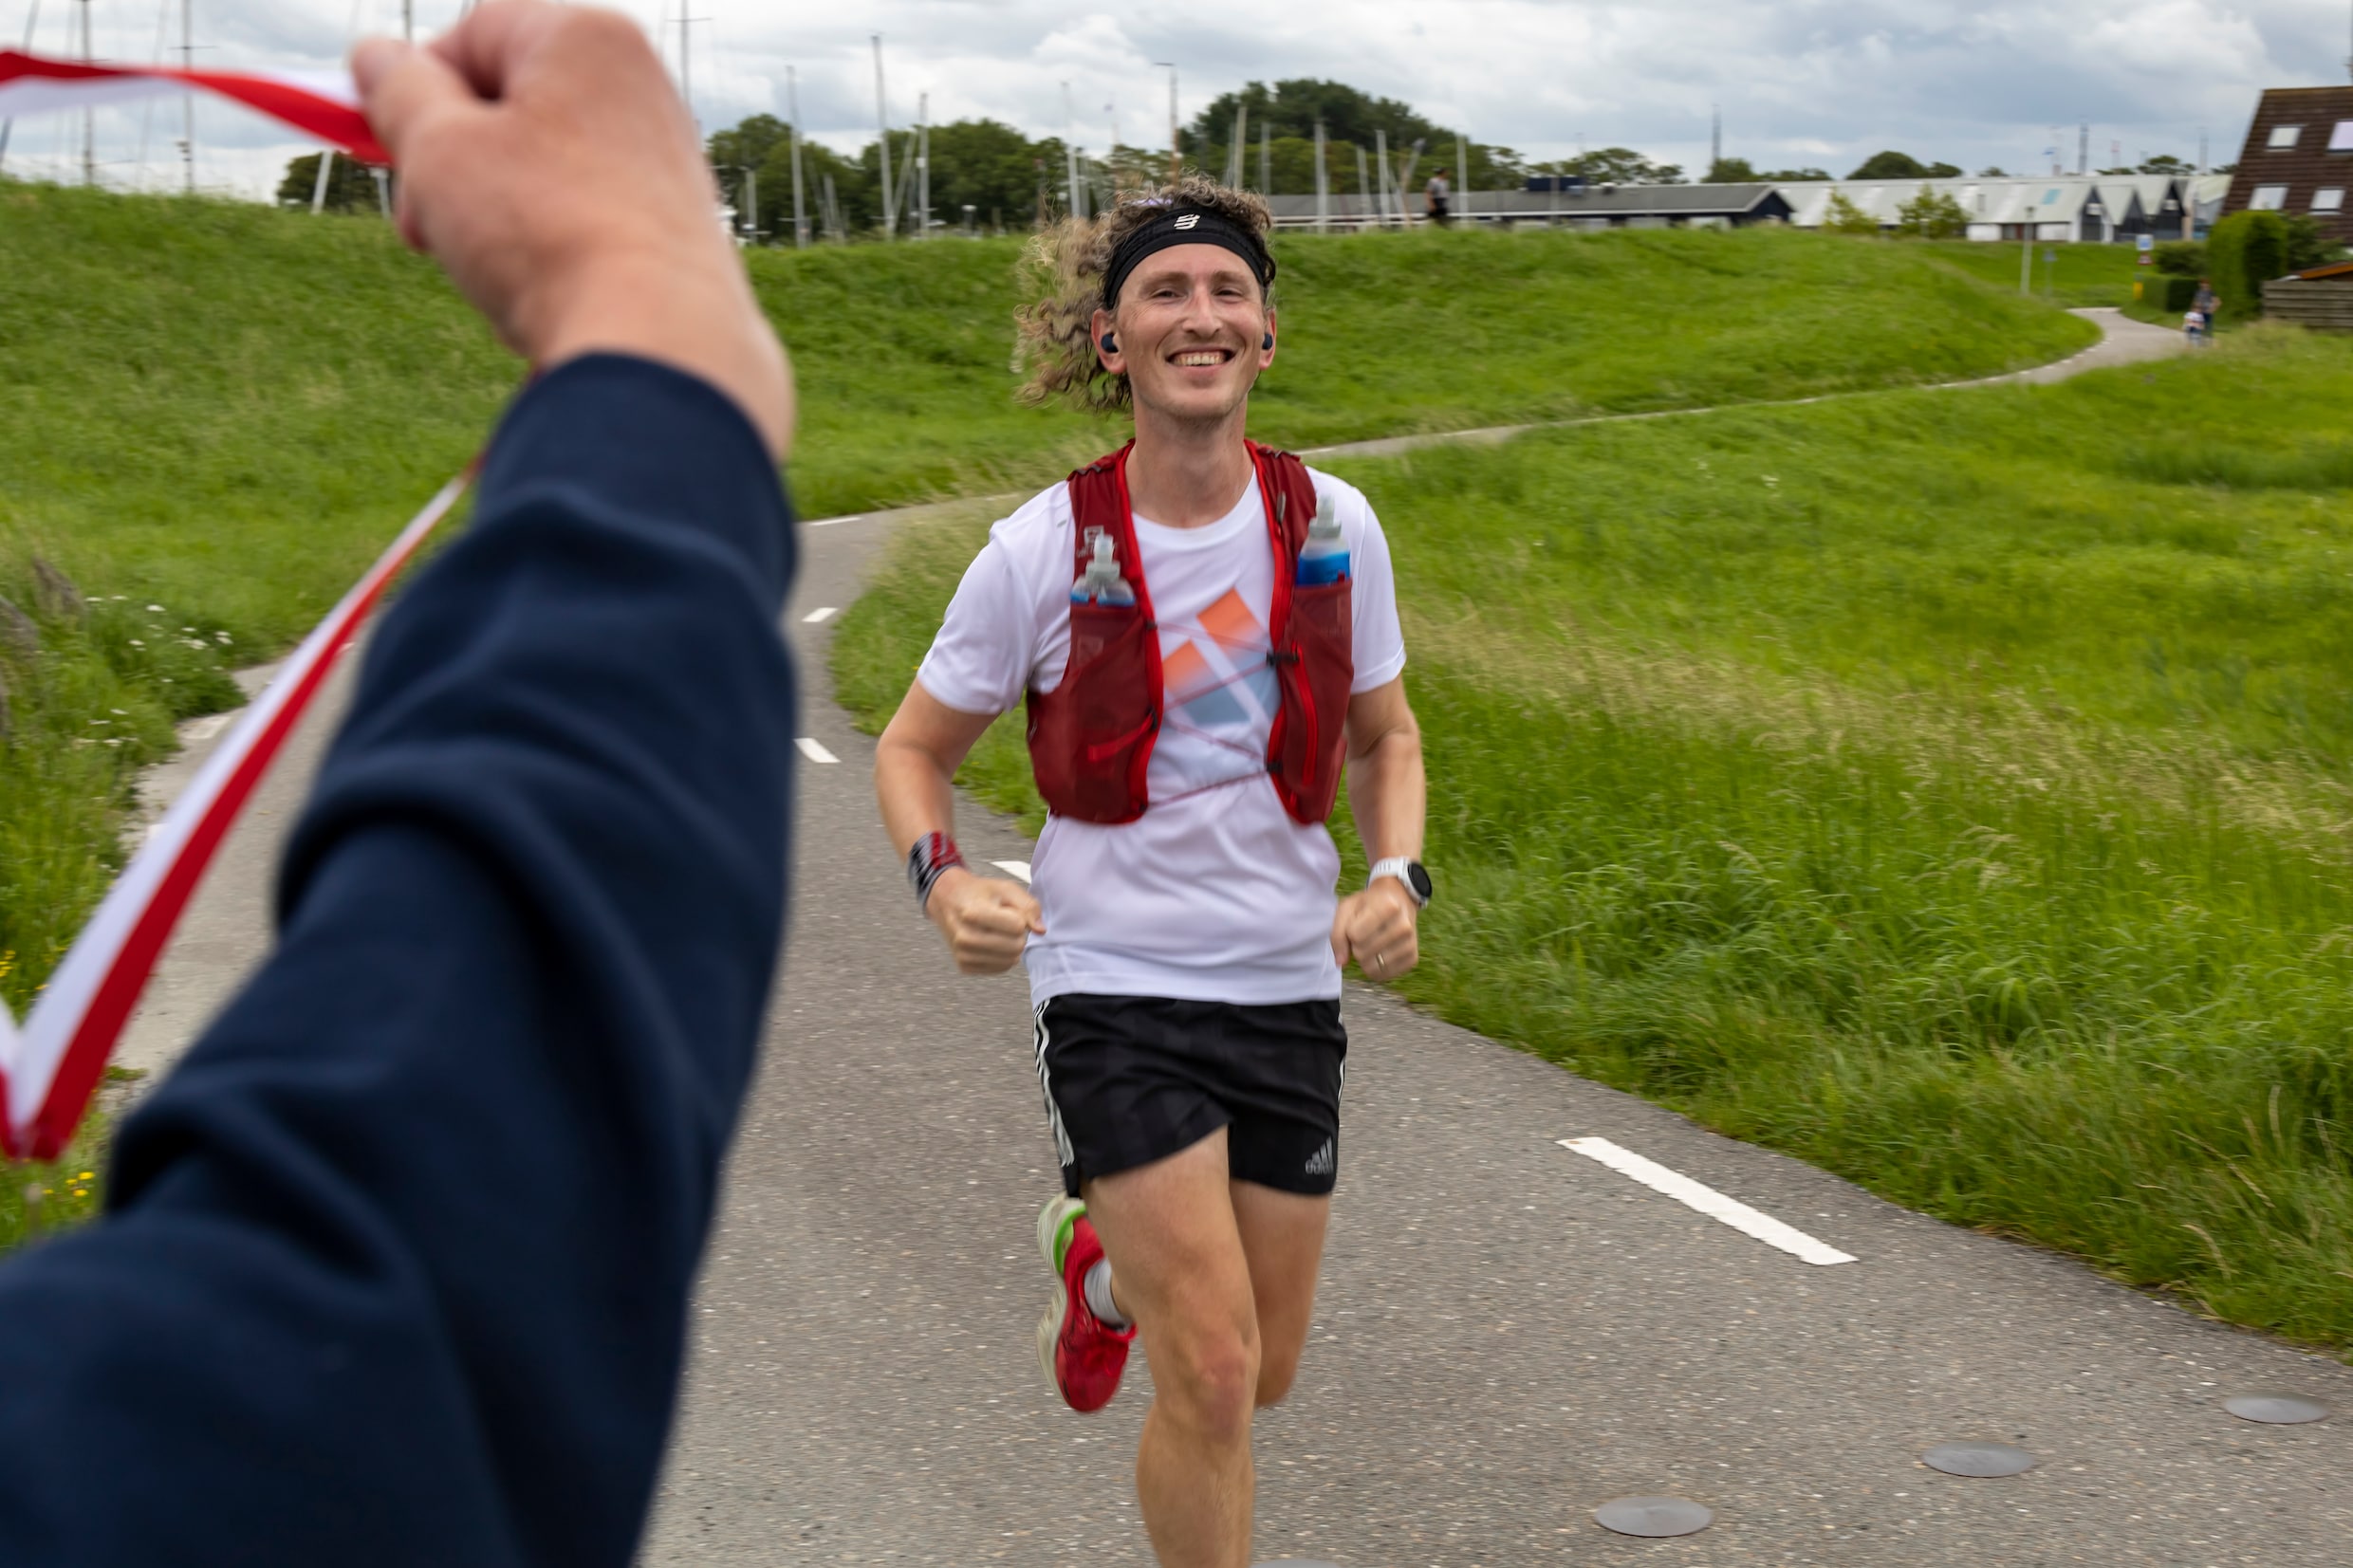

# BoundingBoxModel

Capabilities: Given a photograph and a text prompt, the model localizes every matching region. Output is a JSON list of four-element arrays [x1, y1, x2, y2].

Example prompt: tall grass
[[833, 330, 2353, 1354]]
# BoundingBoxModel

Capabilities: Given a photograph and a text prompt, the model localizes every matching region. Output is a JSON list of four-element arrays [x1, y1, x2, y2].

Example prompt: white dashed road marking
[[1560, 1136, 1856, 1266], [795, 738, 839, 765], [991, 859, 1032, 884], [802, 606, 837, 624]]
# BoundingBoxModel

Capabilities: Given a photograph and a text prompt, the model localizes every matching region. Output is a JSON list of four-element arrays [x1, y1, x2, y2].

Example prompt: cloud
[[12, 0, 2345, 197]]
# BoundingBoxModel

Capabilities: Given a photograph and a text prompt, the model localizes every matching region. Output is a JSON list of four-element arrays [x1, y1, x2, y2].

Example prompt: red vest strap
[[1028, 442, 1348, 827]]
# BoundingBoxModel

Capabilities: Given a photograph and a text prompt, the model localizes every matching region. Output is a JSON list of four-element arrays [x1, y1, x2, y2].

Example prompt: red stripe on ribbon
[[0, 50, 390, 166], [7, 470, 471, 1160]]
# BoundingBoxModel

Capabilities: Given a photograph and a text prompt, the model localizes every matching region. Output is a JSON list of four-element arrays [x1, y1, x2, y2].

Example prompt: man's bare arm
[[875, 683, 1045, 973], [1330, 676, 1426, 977]]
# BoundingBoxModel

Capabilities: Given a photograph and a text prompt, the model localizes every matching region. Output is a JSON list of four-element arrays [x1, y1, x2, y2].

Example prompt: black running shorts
[[1033, 994, 1347, 1199]]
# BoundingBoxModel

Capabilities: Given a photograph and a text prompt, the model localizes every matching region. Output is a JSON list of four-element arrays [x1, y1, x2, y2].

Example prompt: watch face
[[1407, 862, 1434, 903]]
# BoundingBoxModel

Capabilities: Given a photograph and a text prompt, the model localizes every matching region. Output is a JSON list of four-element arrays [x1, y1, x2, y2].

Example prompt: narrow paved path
[[125, 307, 2353, 1565]]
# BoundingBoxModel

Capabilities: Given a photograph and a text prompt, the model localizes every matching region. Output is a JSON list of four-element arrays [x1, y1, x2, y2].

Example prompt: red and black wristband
[[907, 831, 966, 912]]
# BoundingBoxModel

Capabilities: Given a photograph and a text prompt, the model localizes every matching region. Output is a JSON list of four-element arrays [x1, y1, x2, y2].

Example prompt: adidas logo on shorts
[[1304, 1137, 1334, 1177]]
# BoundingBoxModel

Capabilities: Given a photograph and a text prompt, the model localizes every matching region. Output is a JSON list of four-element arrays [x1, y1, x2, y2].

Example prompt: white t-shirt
[[917, 466, 1407, 1007]]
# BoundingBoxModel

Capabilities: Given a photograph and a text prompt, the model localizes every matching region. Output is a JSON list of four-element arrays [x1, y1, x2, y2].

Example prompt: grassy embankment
[[0, 184, 2091, 1243], [1928, 238, 2142, 308], [835, 328, 2353, 1356]]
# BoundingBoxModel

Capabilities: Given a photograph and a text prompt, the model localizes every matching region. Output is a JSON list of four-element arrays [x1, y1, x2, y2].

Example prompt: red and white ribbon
[[0, 49, 387, 165], [0, 471, 472, 1160]]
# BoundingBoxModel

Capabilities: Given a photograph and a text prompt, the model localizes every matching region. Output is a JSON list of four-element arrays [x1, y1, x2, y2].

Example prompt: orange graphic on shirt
[[1160, 588, 1274, 729]]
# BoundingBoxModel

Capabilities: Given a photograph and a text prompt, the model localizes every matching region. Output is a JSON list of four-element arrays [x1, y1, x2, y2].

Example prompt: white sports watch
[[1367, 858, 1433, 908]]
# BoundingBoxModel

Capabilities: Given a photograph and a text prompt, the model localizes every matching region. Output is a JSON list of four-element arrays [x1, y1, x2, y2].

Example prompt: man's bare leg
[[1084, 1134, 1338, 1568], [1230, 1179, 1332, 1408]]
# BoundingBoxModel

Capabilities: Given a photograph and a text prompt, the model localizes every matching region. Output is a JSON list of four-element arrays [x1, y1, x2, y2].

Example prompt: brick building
[[2222, 86, 2353, 243]]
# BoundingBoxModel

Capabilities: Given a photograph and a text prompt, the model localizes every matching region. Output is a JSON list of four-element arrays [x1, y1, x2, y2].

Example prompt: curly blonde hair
[[1012, 173, 1275, 414]]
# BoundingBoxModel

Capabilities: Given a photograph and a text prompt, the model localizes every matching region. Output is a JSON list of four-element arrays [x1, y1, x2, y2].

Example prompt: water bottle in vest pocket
[[1265, 464, 1354, 824], [1295, 509, 1349, 587]]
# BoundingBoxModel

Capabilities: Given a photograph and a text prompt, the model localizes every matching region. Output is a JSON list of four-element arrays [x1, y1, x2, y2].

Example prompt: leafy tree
[[1706, 157, 1831, 183], [740, 134, 878, 240], [922, 120, 1050, 224], [2283, 212, 2349, 271], [713, 116, 1065, 241], [1977, 165, 2010, 176], [708, 114, 792, 182], [274, 152, 386, 214], [1531, 147, 1684, 186], [1846, 150, 1960, 180], [1187, 79, 1444, 157], [2137, 154, 2193, 174], [1824, 191, 1881, 234], [1185, 81, 1524, 196], [1895, 185, 1968, 238]]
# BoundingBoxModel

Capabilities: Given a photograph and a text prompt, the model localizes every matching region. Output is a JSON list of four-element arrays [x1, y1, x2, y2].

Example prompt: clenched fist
[[926, 869, 1046, 975], [1331, 876, 1419, 982], [353, 0, 792, 456]]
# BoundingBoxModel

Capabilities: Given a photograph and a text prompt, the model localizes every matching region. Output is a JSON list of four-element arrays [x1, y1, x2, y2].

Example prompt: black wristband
[[908, 832, 966, 912]]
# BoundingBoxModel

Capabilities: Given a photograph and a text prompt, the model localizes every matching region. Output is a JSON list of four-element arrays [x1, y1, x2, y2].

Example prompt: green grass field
[[1925, 238, 2145, 307], [834, 327, 2353, 1356], [757, 222, 2096, 515], [0, 180, 2103, 1238]]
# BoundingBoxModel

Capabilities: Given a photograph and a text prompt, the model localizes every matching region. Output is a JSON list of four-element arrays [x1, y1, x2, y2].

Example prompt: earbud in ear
[[1100, 333, 1118, 355], [1263, 332, 1275, 350]]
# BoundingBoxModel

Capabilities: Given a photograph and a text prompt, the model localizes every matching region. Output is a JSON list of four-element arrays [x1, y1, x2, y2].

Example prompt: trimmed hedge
[[2207, 211, 2288, 321], [2133, 274, 2200, 312]]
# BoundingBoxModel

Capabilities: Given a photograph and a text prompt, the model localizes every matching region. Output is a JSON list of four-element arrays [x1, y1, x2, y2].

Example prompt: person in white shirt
[[873, 175, 1427, 1568]]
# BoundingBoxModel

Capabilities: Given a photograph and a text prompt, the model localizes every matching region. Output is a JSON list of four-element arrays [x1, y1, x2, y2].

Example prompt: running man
[[873, 175, 1428, 1568]]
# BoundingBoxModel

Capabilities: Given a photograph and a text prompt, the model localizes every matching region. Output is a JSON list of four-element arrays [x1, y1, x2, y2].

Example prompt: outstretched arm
[[0, 5, 796, 1564]]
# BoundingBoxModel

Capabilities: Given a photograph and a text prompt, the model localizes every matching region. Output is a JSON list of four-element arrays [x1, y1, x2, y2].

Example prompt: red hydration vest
[[1026, 441, 1354, 826]]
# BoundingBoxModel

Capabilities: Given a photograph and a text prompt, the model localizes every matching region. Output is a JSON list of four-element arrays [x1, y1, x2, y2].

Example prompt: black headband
[[1101, 206, 1277, 310]]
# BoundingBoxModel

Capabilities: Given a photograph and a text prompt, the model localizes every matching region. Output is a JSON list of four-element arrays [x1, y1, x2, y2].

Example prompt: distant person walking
[[1423, 169, 1452, 226], [2190, 277, 2220, 344]]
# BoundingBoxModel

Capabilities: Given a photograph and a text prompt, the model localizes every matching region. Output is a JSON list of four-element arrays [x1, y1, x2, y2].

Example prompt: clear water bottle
[[1296, 513, 1349, 587], [1071, 527, 1136, 606]]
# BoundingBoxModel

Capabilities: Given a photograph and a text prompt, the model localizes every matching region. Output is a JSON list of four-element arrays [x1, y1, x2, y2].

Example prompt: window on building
[[2250, 185, 2289, 211], [2332, 121, 2353, 153], [2316, 189, 2346, 212], [2268, 124, 2303, 151], [2041, 188, 2059, 205]]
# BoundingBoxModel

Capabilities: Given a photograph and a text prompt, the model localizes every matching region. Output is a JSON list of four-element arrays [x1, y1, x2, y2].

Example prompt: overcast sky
[[7, 0, 2349, 196]]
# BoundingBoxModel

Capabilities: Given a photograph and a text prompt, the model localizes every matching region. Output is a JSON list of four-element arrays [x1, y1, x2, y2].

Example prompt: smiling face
[[1091, 242, 1277, 427]]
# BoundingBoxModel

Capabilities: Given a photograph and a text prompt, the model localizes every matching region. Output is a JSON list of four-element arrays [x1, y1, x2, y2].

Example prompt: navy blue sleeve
[[0, 355, 795, 1568]]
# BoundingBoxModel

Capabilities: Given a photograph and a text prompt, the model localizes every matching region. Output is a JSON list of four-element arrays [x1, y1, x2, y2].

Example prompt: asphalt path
[[119, 308, 2351, 1564]]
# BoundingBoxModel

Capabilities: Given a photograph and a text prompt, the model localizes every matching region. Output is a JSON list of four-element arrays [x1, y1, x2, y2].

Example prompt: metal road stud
[[1593, 1496, 1714, 1537], [2223, 1393, 2329, 1425], [1922, 1441, 2036, 1477]]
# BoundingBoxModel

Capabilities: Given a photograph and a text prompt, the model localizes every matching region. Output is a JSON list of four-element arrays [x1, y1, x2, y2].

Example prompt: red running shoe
[[1035, 1195, 1135, 1412]]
